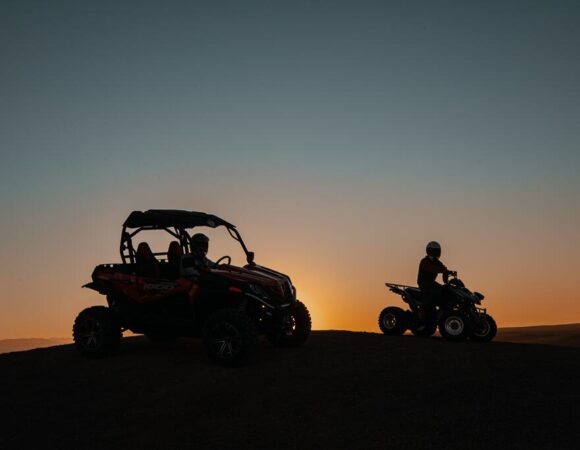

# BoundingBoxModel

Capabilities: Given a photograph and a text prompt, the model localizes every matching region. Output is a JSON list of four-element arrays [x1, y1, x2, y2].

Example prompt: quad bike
[[73, 209, 311, 366], [378, 272, 496, 342]]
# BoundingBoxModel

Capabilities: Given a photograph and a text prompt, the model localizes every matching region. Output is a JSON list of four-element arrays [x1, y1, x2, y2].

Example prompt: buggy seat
[[136, 242, 160, 278]]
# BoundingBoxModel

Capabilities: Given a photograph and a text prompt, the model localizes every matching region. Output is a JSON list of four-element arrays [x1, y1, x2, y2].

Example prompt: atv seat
[[136, 242, 160, 278], [404, 287, 425, 304]]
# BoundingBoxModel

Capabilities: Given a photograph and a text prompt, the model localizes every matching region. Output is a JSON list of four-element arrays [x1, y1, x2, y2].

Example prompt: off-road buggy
[[73, 210, 311, 365], [379, 272, 496, 342]]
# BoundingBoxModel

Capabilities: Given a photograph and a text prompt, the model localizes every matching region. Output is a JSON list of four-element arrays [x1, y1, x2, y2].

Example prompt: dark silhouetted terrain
[[496, 323, 580, 347], [2, 323, 578, 355], [0, 338, 71, 354], [3, 322, 578, 355], [1, 330, 579, 449]]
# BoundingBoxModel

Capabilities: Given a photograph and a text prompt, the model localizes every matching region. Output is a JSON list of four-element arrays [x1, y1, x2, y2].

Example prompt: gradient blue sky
[[1, 1, 579, 337]]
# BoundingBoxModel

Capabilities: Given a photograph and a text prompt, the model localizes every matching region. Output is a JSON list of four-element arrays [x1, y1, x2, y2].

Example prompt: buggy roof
[[123, 210, 234, 229]]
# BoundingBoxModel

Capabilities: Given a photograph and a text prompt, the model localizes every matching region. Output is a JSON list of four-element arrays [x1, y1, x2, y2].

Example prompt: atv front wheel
[[470, 314, 497, 343], [378, 307, 408, 335], [438, 311, 470, 342], [267, 300, 312, 347], [203, 309, 257, 366], [73, 306, 122, 358]]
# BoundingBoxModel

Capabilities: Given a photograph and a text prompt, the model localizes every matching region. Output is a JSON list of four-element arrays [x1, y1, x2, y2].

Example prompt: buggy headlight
[[249, 284, 270, 299]]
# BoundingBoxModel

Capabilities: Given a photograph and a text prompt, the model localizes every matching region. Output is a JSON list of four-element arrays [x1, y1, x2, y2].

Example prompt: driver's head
[[191, 233, 209, 255], [426, 241, 441, 259]]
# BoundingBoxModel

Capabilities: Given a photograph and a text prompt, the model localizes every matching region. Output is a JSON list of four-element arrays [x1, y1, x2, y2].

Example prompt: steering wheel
[[214, 256, 232, 267]]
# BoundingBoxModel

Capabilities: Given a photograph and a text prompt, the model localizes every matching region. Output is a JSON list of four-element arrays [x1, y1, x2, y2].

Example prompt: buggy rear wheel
[[438, 311, 470, 341], [470, 314, 497, 342], [203, 309, 256, 367], [267, 300, 311, 347], [73, 306, 121, 358], [378, 307, 408, 335]]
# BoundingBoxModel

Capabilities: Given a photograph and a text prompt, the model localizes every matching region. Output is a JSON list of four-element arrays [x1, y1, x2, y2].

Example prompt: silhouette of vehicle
[[73, 210, 311, 366], [379, 272, 496, 342]]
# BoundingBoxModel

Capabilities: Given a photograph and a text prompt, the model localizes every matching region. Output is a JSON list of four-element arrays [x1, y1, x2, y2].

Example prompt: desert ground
[[496, 323, 580, 348], [1, 326, 579, 449], [0, 338, 72, 354]]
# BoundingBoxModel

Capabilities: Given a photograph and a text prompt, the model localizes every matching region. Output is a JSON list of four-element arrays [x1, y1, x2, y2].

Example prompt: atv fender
[[83, 281, 109, 295]]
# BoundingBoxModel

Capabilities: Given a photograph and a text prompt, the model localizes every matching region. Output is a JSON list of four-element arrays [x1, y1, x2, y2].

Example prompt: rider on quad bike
[[416, 241, 452, 328], [379, 241, 497, 342], [73, 210, 312, 366]]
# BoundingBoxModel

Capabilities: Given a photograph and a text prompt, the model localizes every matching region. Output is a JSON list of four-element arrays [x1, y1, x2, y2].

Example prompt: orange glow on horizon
[[1, 178, 579, 339]]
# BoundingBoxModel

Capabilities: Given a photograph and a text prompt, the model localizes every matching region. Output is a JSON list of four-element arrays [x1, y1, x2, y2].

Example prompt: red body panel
[[94, 271, 193, 304], [93, 263, 292, 304], [213, 264, 293, 297]]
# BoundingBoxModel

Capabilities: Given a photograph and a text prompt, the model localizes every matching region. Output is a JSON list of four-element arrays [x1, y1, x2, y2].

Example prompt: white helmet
[[426, 241, 441, 258]]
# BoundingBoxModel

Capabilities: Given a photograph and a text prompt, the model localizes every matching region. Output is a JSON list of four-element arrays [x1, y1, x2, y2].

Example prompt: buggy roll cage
[[119, 210, 254, 265]]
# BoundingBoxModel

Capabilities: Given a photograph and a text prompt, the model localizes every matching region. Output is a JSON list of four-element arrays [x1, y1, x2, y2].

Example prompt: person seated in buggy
[[176, 232, 217, 321], [189, 233, 215, 269]]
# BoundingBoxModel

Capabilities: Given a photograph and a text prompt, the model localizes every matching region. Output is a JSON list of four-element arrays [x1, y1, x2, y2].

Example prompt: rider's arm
[[422, 257, 450, 282], [439, 261, 452, 283], [421, 258, 448, 274], [437, 259, 450, 283]]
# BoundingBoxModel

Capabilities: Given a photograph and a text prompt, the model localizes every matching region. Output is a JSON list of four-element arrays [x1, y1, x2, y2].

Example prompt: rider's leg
[[419, 284, 437, 321], [420, 283, 442, 325], [417, 296, 433, 326]]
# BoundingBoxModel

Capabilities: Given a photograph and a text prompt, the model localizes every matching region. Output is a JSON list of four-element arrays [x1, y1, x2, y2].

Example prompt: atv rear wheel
[[438, 311, 470, 342], [470, 314, 497, 343], [73, 306, 122, 358], [267, 300, 312, 347], [203, 309, 256, 366], [378, 307, 408, 335]]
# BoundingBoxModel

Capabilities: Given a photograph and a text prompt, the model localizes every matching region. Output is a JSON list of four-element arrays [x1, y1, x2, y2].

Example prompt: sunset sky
[[1, 0, 579, 339]]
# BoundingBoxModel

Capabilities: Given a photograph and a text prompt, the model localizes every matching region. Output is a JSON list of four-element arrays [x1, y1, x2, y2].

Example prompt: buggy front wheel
[[73, 306, 122, 358], [267, 300, 311, 347]]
